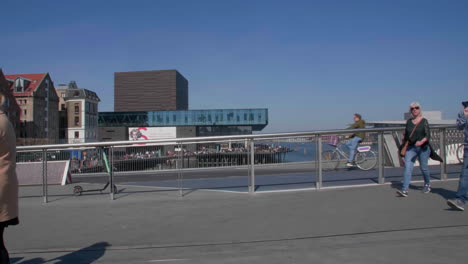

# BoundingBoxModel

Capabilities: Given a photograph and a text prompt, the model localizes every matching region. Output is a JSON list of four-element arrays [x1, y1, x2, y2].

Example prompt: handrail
[[16, 124, 458, 151]]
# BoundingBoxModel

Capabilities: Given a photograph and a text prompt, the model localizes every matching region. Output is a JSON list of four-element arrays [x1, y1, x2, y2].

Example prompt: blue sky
[[2, 0, 467, 132]]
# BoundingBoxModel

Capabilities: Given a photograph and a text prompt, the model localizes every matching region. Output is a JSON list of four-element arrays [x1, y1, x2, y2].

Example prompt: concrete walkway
[[6, 180, 468, 264]]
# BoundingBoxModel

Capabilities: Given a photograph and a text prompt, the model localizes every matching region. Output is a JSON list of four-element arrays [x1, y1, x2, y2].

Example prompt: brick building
[[5, 73, 59, 145], [114, 70, 188, 112]]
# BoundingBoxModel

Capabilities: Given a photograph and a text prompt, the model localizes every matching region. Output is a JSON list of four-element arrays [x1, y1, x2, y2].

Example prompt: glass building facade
[[99, 109, 268, 131]]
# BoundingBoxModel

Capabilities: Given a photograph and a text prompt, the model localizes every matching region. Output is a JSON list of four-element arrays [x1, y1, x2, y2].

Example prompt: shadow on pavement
[[431, 187, 456, 200], [11, 242, 110, 264]]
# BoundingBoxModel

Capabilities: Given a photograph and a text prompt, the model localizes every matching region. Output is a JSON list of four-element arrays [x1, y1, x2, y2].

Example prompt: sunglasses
[[410, 107, 420, 111]]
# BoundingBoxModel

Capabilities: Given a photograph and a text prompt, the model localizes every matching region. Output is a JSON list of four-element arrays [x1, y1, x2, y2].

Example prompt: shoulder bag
[[399, 120, 421, 157]]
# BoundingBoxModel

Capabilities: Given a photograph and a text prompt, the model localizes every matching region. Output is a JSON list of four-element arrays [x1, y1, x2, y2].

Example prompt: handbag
[[399, 120, 421, 157], [429, 144, 443, 162]]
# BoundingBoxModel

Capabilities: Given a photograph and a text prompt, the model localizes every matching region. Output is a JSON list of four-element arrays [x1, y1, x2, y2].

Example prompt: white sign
[[128, 127, 177, 141]]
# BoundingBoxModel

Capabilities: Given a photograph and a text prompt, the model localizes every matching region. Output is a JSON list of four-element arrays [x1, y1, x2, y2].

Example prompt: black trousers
[[0, 226, 9, 264]]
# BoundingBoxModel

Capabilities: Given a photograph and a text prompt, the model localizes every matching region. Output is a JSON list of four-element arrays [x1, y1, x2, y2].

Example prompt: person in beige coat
[[0, 92, 19, 264]]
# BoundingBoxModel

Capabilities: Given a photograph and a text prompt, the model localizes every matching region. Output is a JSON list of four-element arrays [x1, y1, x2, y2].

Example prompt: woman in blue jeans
[[397, 102, 431, 197]]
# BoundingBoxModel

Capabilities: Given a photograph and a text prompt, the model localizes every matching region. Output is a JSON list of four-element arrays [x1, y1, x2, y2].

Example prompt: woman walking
[[0, 92, 19, 264], [397, 102, 432, 197]]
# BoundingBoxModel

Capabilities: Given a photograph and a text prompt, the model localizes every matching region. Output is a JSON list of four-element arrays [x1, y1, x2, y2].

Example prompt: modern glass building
[[98, 109, 268, 140]]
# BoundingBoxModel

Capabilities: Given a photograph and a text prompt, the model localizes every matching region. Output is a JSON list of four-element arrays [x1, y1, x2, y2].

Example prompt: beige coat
[[0, 111, 18, 222]]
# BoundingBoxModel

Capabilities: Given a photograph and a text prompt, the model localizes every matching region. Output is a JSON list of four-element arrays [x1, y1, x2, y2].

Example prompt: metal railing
[[16, 125, 462, 203]]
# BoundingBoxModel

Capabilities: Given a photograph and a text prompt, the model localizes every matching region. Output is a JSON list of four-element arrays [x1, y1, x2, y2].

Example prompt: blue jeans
[[456, 146, 468, 203], [402, 145, 431, 191], [346, 136, 362, 162]]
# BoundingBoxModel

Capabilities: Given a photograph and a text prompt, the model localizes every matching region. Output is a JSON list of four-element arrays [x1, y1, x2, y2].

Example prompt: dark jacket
[[348, 119, 366, 139], [457, 111, 468, 145], [404, 118, 430, 147]]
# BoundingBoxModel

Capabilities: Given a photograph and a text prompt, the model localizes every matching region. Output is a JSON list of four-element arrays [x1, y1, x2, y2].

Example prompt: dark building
[[114, 70, 188, 112]]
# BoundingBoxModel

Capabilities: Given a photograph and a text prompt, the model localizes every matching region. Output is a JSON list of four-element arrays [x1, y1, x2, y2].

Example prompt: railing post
[[178, 143, 183, 197], [109, 147, 114, 200], [317, 136, 322, 189], [440, 128, 447, 180], [378, 132, 385, 184], [42, 148, 48, 203], [249, 139, 256, 193]]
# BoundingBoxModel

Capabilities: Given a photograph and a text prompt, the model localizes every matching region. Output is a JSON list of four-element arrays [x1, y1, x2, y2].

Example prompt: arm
[[402, 120, 410, 143], [457, 109, 468, 130]]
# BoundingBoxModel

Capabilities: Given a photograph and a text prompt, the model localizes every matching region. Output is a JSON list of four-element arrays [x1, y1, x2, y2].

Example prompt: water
[[268, 141, 376, 163]]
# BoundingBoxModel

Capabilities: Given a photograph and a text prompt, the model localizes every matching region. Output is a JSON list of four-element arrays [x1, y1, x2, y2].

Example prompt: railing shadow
[[11, 242, 110, 264]]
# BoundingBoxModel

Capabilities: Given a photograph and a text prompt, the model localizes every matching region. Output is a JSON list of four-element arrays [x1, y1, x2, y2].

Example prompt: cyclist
[[346, 113, 366, 167], [447, 101, 468, 211]]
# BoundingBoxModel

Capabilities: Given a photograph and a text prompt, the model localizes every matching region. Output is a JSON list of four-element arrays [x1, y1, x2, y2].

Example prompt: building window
[[244, 114, 247, 121], [173, 115, 176, 122], [74, 104, 79, 114], [75, 131, 79, 138], [61, 93, 65, 98], [23, 109, 27, 116], [61, 104, 66, 110], [75, 116, 79, 126], [14, 79, 24, 92]]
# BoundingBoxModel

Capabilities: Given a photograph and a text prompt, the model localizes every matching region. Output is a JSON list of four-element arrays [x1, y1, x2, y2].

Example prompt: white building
[[57, 81, 100, 144]]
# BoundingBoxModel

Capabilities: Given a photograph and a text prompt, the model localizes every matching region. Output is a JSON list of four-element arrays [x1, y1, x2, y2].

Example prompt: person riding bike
[[346, 113, 366, 167]]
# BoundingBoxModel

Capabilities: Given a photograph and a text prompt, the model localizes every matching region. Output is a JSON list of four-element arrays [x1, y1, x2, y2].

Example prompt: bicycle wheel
[[355, 150, 377, 170], [457, 144, 464, 164], [321, 150, 340, 170]]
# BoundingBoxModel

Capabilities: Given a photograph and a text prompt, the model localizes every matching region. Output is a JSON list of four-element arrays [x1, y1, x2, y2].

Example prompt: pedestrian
[[345, 113, 366, 167], [447, 101, 468, 211], [397, 102, 431, 197], [0, 92, 19, 264]]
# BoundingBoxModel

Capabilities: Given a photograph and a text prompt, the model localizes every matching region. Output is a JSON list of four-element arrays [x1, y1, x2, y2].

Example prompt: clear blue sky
[[2, 0, 467, 132]]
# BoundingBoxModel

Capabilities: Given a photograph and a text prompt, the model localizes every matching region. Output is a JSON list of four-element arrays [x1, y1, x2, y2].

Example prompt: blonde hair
[[409, 101, 422, 117]]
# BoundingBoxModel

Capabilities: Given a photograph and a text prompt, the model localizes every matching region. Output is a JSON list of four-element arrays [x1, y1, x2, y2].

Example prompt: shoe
[[397, 190, 409, 197], [422, 184, 431, 194], [346, 162, 355, 167], [447, 199, 465, 211]]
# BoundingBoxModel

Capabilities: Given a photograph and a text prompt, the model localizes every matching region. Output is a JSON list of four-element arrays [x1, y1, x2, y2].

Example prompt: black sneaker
[[447, 199, 465, 211], [422, 184, 431, 194], [397, 190, 409, 197]]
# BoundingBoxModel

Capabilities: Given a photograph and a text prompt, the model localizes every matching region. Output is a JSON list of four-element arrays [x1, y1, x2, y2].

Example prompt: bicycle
[[321, 137, 377, 171], [456, 144, 465, 164]]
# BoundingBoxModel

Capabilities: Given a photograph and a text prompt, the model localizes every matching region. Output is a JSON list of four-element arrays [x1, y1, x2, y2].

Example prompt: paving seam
[[10, 224, 468, 255]]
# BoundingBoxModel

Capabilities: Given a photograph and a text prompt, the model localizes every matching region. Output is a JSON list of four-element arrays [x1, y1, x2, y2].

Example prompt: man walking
[[447, 101, 468, 211]]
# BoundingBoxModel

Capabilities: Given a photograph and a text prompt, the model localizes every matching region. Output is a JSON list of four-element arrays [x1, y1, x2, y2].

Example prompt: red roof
[[5, 73, 47, 96]]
